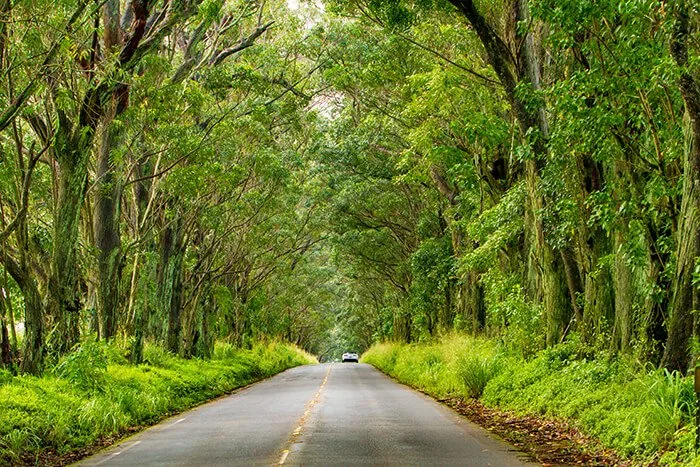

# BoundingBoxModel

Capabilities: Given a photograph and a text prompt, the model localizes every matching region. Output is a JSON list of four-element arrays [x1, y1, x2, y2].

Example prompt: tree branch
[[209, 21, 274, 66], [0, 0, 92, 132]]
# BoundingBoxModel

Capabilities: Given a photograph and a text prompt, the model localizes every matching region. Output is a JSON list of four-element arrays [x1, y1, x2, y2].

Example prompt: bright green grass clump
[[0, 341, 315, 464], [362, 334, 697, 466], [362, 335, 499, 398]]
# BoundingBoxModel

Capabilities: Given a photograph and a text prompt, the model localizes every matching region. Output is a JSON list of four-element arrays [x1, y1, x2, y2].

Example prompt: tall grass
[[0, 340, 315, 464], [362, 335, 500, 398], [455, 354, 501, 398], [362, 334, 698, 465]]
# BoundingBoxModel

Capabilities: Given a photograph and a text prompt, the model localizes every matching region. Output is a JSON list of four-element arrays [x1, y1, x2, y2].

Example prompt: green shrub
[[143, 344, 175, 367], [455, 354, 500, 398], [642, 369, 695, 448], [0, 368, 13, 386], [0, 427, 40, 463], [54, 340, 109, 394], [213, 342, 240, 360]]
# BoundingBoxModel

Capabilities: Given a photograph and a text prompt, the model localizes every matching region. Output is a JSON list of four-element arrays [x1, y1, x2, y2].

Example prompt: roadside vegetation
[[0, 340, 314, 465], [363, 336, 696, 465]]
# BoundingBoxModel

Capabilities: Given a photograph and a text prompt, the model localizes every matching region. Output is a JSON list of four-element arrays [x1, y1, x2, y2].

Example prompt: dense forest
[[0, 0, 698, 377]]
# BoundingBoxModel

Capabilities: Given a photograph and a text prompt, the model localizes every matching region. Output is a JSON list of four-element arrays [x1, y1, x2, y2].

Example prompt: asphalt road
[[78, 363, 535, 466]]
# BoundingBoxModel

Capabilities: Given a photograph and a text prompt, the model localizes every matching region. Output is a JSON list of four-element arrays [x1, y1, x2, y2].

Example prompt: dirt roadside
[[440, 396, 636, 466]]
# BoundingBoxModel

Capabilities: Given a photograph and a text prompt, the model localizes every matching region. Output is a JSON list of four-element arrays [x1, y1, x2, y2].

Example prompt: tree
[[662, 0, 700, 372]]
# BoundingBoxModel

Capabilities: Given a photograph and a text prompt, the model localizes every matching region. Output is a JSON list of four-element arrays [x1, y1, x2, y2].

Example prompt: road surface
[[79, 363, 535, 466]]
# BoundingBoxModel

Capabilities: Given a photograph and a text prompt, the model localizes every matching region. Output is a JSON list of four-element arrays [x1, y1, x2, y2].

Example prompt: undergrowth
[[0, 340, 315, 465], [362, 334, 698, 466]]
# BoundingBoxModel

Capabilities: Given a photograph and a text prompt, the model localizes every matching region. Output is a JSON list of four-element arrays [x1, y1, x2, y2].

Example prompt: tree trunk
[[128, 153, 153, 363], [612, 228, 633, 353], [200, 294, 214, 359], [644, 245, 669, 364], [234, 290, 248, 347], [543, 240, 572, 345], [517, 0, 573, 345], [131, 310, 145, 363], [166, 251, 185, 355], [95, 108, 124, 340], [1, 253, 43, 374], [440, 277, 455, 332], [129, 253, 146, 363], [430, 165, 486, 335], [561, 247, 583, 327], [47, 129, 93, 353], [46, 0, 180, 353], [181, 285, 203, 359], [662, 2, 700, 372], [19, 269, 43, 374], [159, 210, 186, 355], [6, 286, 17, 357], [95, 0, 127, 341], [0, 297, 11, 365], [393, 306, 412, 343], [458, 271, 484, 334], [582, 229, 614, 339]]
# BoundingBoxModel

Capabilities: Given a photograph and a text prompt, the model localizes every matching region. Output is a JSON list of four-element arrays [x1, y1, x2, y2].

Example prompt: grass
[[0, 340, 316, 465], [362, 334, 698, 466], [361, 335, 500, 398]]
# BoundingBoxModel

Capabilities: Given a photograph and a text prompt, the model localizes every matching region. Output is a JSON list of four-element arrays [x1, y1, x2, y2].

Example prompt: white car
[[342, 352, 359, 363]]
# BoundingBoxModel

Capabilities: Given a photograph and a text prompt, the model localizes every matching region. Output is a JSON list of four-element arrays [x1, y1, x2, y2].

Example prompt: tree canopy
[[0, 0, 698, 372]]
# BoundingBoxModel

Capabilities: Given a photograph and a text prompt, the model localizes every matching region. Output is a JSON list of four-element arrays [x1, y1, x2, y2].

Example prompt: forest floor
[[439, 396, 630, 466]]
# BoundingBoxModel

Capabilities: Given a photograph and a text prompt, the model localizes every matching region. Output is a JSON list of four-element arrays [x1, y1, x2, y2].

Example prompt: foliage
[[455, 353, 501, 398], [362, 335, 500, 397], [53, 340, 111, 394]]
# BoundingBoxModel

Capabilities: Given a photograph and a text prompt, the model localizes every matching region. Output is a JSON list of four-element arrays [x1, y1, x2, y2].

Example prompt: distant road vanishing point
[[78, 363, 536, 466]]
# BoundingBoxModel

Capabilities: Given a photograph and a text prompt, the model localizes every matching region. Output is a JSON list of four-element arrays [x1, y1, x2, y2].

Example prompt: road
[[79, 363, 535, 466]]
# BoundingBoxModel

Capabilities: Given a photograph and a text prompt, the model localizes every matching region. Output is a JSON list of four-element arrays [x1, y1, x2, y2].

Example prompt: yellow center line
[[277, 365, 332, 465]]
